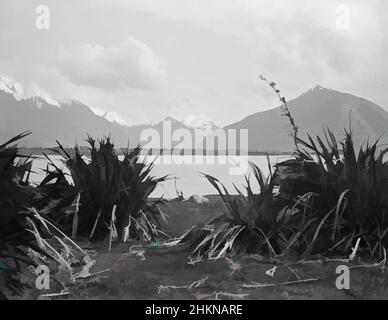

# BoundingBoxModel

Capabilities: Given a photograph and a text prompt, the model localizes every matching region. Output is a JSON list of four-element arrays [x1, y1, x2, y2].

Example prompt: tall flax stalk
[[259, 75, 300, 150]]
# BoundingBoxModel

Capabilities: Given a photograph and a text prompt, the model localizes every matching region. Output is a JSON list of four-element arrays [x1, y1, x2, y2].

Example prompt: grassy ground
[[11, 199, 388, 300]]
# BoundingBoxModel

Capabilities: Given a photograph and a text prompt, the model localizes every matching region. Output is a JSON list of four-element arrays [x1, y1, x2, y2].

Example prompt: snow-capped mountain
[[90, 107, 130, 126], [0, 76, 127, 122], [0, 76, 60, 108], [0, 76, 25, 100], [29, 86, 60, 108], [0, 76, 129, 147], [182, 113, 220, 131]]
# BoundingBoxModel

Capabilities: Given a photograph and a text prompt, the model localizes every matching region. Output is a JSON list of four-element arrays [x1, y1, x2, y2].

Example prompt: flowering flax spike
[[259, 75, 299, 149]]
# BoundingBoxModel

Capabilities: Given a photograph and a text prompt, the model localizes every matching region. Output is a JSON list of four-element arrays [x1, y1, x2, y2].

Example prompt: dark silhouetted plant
[[0, 132, 84, 299], [178, 161, 299, 259], [43, 136, 168, 243], [275, 128, 388, 258]]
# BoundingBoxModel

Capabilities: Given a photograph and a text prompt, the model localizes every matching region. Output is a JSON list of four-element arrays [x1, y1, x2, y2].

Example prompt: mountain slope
[[0, 90, 129, 147], [225, 86, 388, 152], [0, 82, 198, 148]]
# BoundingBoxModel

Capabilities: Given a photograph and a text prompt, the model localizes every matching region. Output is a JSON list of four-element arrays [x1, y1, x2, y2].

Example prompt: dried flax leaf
[[109, 205, 118, 252], [35, 211, 87, 255], [26, 217, 45, 250], [348, 238, 361, 262], [158, 275, 209, 294], [71, 193, 81, 239], [90, 209, 102, 239], [214, 292, 249, 300], [241, 278, 321, 289]]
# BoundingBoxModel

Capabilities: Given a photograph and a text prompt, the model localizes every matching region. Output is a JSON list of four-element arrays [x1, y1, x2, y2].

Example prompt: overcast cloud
[[58, 36, 167, 90], [0, 0, 387, 125]]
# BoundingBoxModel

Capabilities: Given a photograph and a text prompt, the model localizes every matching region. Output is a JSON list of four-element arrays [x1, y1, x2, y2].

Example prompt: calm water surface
[[30, 155, 292, 199]]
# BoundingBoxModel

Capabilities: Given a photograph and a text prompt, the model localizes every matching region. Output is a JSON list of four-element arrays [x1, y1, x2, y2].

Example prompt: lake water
[[30, 155, 291, 199]]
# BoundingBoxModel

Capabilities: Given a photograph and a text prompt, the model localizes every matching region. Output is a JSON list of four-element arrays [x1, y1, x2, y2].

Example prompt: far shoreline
[[19, 147, 294, 157]]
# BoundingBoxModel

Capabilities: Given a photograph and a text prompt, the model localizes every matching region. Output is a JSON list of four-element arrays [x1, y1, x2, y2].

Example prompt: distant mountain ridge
[[0, 77, 199, 148], [1, 76, 387, 151], [225, 85, 388, 151]]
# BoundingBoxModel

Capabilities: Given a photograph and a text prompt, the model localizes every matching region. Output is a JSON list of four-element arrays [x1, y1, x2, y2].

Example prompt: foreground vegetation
[[1, 79, 387, 299], [41, 137, 168, 242], [0, 134, 167, 299], [179, 129, 388, 262], [179, 78, 388, 261], [0, 132, 88, 299], [17, 239, 388, 300]]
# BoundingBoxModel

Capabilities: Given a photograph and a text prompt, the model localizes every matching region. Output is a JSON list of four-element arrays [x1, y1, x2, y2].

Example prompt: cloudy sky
[[0, 0, 387, 126]]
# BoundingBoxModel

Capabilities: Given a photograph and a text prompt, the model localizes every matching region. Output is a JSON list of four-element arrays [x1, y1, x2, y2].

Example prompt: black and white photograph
[[1, 0, 388, 305]]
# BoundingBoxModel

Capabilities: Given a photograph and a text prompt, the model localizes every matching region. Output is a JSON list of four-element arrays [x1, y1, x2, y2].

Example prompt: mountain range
[[1, 76, 387, 152], [226, 85, 388, 151]]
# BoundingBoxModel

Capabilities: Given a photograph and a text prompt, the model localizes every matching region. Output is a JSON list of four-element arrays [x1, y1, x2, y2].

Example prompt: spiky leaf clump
[[43, 136, 168, 242], [275, 128, 388, 258], [0, 133, 83, 299], [186, 129, 388, 261]]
